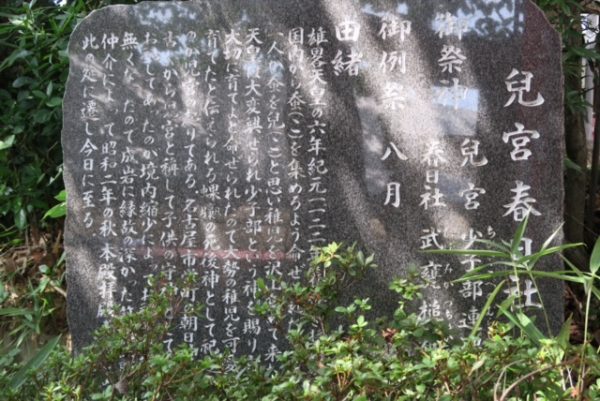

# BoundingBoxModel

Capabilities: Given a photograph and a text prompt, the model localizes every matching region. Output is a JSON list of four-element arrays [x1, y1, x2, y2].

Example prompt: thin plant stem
[[525, 271, 552, 335], [577, 285, 593, 395]]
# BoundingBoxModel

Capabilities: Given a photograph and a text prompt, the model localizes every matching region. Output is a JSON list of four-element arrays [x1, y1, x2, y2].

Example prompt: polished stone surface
[[63, 0, 564, 360]]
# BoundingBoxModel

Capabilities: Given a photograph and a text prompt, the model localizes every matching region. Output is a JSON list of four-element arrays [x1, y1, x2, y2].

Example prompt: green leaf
[[498, 305, 544, 345], [0, 135, 15, 150], [55, 190, 67, 202], [459, 269, 585, 284], [15, 208, 27, 230], [571, 46, 600, 60], [0, 307, 32, 317], [43, 202, 66, 219], [356, 250, 364, 266], [511, 214, 529, 256], [590, 237, 600, 274], [12, 76, 34, 88], [472, 239, 512, 253], [455, 261, 520, 279], [468, 358, 486, 376], [10, 335, 61, 390], [539, 224, 563, 252], [33, 109, 51, 123], [32, 90, 46, 99], [497, 295, 517, 313], [522, 243, 583, 268], [591, 286, 600, 302], [516, 312, 545, 343], [564, 157, 583, 173], [556, 316, 572, 349], [526, 270, 586, 284], [584, 276, 593, 295], [46, 97, 62, 107], [561, 255, 584, 275], [423, 249, 507, 258], [0, 49, 32, 72]]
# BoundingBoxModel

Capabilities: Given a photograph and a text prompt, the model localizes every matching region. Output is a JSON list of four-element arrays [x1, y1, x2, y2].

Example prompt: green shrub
[[0, 0, 79, 233], [1, 238, 599, 401]]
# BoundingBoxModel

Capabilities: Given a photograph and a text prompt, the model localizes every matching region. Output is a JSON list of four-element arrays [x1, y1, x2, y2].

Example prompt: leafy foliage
[[1, 0, 600, 399], [0, 0, 140, 369], [0, 0, 78, 232], [0, 243, 599, 400], [43, 190, 66, 220], [0, 0, 156, 236]]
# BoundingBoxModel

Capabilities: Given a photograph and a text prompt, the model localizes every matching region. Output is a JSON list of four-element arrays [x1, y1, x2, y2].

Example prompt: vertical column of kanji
[[136, 29, 180, 352], [177, 29, 203, 357], [285, 27, 309, 282], [245, 30, 285, 357], [414, 11, 470, 328], [221, 29, 248, 359], [305, 23, 330, 347], [151, 30, 181, 351], [203, 30, 224, 353], [454, 175, 494, 331], [160, 31, 181, 315], [103, 33, 129, 317], [417, 140, 448, 324], [114, 32, 139, 317], [501, 66, 545, 309], [191, 28, 221, 357], [198, 28, 228, 356], [274, 31, 304, 344], [243, 26, 271, 364], [377, 14, 411, 111], [283, 27, 309, 353], [450, 20, 496, 330], [378, 14, 411, 228], [331, 21, 363, 77], [78, 31, 112, 319], [306, 26, 329, 262], [220, 27, 244, 357], [137, 35, 158, 262], [435, 11, 491, 332]]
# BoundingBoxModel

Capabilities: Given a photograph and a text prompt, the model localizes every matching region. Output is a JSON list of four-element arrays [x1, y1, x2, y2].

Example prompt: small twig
[[493, 360, 525, 401], [495, 358, 578, 401], [49, 281, 66, 298]]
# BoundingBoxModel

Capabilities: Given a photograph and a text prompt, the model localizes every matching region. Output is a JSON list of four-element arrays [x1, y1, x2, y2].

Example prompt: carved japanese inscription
[[63, 0, 564, 364]]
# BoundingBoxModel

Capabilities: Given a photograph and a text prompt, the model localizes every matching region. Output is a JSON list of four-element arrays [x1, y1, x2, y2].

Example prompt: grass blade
[[521, 243, 584, 267], [511, 215, 529, 255], [470, 280, 506, 337], [423, 249, 507, 258], [590, 237, 600, 274], [0, 307, 32, 317], [10, 335, 61, 390]]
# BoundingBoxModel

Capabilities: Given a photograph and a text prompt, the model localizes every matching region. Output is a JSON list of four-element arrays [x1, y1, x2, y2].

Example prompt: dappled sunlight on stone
[[62, 0, 565, 362]]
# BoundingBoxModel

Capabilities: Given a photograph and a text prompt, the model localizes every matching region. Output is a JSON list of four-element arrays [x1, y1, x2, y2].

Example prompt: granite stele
[[63, 0, 564, 363]]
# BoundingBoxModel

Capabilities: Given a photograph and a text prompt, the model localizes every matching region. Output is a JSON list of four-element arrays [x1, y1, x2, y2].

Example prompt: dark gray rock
[[63, 0, 564, 362]]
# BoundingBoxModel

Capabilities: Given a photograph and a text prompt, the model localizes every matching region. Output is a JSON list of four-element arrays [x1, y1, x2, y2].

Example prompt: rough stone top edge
[[66, 0, 565, 47], [526, 0, 562, 49]]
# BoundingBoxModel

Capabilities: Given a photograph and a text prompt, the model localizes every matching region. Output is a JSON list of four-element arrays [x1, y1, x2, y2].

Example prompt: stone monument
[[63, 0, 564, 363]]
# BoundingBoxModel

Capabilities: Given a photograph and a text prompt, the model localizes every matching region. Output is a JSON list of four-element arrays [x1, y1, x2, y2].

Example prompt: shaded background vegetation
[[1, 0, 600, 361]]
